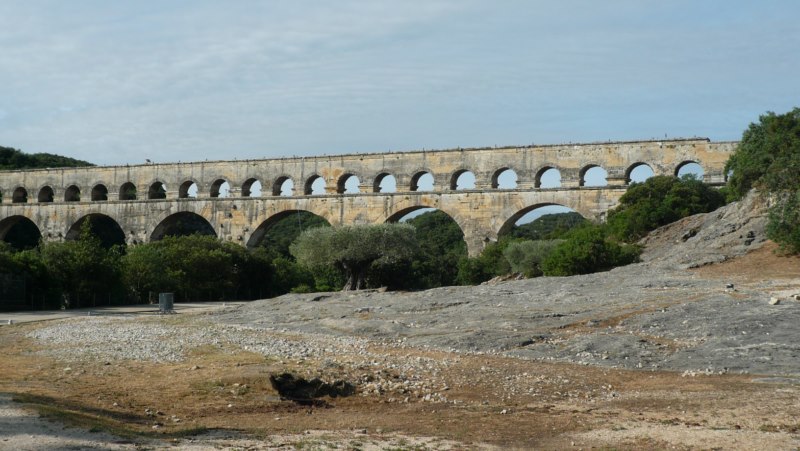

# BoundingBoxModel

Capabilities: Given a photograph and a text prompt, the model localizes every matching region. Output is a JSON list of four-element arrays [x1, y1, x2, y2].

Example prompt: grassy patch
[[12, 392, 209, 439]]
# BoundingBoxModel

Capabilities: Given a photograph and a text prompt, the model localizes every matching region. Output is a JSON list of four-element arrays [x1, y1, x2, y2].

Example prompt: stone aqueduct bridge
[[0, 138, 735, 256]]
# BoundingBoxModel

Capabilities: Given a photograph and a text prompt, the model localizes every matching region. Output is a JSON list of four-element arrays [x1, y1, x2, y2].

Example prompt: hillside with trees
[[0, 145, 93, 169]]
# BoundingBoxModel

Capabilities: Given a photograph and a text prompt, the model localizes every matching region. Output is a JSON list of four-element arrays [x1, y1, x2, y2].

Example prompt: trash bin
[[158, 293, 174, 313]]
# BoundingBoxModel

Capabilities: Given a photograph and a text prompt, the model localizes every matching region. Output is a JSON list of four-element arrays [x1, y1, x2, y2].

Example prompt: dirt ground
[[1, 245, 800, 450]]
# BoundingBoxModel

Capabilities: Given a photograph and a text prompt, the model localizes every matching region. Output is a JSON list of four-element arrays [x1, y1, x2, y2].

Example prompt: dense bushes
[[724, 107, 800, 253], [291, 223, 418, 291], [503, 239, 563, 277], [606, 175, 726, 242], [540, 226, 639, 276], [0, 145, 92, 170]]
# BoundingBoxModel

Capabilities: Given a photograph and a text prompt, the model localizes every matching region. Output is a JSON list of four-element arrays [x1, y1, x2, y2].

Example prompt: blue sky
[[0, 1, 798, 166]]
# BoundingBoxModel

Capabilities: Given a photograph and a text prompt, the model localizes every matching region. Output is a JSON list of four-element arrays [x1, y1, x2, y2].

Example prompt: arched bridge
[[0, 138, 735, 256]]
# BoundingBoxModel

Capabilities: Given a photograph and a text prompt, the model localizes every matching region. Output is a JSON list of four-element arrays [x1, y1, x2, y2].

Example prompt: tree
[[724, 108, 800, 253], [290, 223, 418, 291], [541, 225, 639, 276], [725, 108, 800, 200], [0, 145, 92, 169], [503, 239, 563, 277], [508, 212, 587, 241], [405, 210, 467, 288], [40, 221, 124, 308], [606, 175, 726, 242]]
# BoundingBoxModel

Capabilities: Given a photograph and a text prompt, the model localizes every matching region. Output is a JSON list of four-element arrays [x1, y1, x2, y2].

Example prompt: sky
[[1, 1, 798, 166]]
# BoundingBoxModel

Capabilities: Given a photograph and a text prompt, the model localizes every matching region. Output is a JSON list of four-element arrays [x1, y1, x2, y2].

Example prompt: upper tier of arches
[[0, 161, 713, 204], [0, 138, 734, 204]]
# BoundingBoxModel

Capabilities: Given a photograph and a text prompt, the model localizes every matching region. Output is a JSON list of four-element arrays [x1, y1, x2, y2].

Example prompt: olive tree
[[290, 223, 418, 291]]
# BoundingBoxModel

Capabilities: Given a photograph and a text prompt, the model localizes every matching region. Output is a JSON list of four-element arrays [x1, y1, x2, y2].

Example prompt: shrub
[[503, 239, 562, 277], [607, 175, 726, 242], [541, 226, 639, 276]]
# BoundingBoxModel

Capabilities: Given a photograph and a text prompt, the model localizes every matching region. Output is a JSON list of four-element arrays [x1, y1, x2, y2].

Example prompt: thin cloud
[[0, 1, 797, 164]]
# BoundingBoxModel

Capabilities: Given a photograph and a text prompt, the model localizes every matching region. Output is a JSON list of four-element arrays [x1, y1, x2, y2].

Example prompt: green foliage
[[725, 108, 800, 200], [508, 212, 587, 241], [455, 238, 513, 285], [257, 211, 329, 258], [766, 191, 800, 253], [39, 222, 124, 308], [0, 145, 93, 170], [503, 239, 563, 277], [606, 175, 726, 242], [541, 225, 639, 276], [291, 223, 418, 290], [724, 108, 800, 253], [122, 234, 259, 302], [405, 210, 467, 289]]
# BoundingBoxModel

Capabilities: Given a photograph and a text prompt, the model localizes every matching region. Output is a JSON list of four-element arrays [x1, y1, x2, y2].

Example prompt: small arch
[[0, 215, 41, 250], [119, 182, 137, 200], [535, 167, 561, 188], [337, 174, 361, 194], [64, 185, 81, 202], [210, 179, 230, 198], [37, 186, 54, 203], [179, 180, 198, 198], [625, 163, 655, 184], [410, 171, 434, 192], [304, 175, 326, 195], [12, 187, 28, 203], [242, 178, 262, 197], [450, 170, 476, 190], [150, 211, 216, 241], [499, 204, 586, 237], [148, 181, 167, 199], [272, 176, 294, 196], [492, 168, 518, 189], [373, 173, 397, 193], [91, 184, 108, 201], [65, 214, 126, 248], [246, 210, 330, 250], [675, 161, 704, 179], [580, 165, 608, 187]]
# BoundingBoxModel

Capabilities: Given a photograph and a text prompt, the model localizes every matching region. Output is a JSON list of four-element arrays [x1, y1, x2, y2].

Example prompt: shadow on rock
[[269, 373, 356, 406]]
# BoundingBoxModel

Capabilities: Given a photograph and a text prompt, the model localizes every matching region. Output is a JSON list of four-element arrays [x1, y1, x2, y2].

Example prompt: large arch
[[384, 206, 468, 287], [0, 216, 41, 250], [37, 186, 54, 203], [498, 203, 586, 237], [12, 187, 28, 203], [150, 211, 216, 241], [65, 213, 126, 248], [245, 209, 330, 250]]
